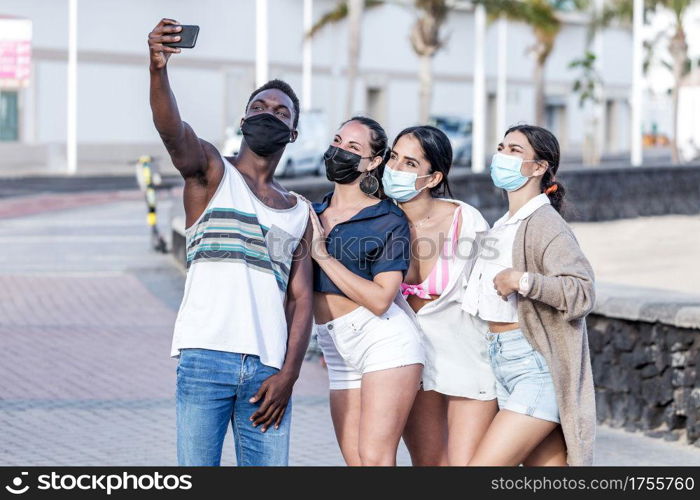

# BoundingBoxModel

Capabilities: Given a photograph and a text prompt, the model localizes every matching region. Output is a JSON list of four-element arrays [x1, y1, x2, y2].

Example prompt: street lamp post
[[256, 0, 268, 87], [496, 15, 507, 141], [630, 0, 644, 166], [593, 0, 605, 164], [472, 3, 486, 173], [302, 0, 312, 112], [66, 0, 78, 174]]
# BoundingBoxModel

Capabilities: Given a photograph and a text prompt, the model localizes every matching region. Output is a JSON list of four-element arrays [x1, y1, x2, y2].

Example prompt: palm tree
[[307, 0, 383, 117], [594, 0, 696, 163], [475, 0, 588, 126], [309, 1, 452, 122], [410, 0, 450, 122]]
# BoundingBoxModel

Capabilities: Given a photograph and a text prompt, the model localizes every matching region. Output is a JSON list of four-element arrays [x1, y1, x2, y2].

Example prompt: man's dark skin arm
[[148, 18, 223, 227], [249, 220, 314, 432]]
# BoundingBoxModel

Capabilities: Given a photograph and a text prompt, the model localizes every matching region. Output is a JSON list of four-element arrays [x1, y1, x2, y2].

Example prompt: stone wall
[[283, 163, 700, 224], [589, 285, 700, 447], [588, 316, 699, 444]]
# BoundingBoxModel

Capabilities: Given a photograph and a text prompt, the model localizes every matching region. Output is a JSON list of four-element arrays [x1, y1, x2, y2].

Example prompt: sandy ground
[[571, 214, 700, 297]]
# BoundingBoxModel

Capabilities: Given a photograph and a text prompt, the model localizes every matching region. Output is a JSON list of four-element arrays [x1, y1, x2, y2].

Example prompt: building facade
[[0, 0, 637, 174]]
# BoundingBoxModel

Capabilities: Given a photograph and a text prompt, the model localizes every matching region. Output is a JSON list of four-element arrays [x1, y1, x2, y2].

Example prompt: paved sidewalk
[[0, 190, 143, 219], [0, 192, 698, 466]]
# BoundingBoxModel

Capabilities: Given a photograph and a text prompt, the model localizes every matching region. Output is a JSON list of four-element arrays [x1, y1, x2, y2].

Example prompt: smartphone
[[163, 25, 199, 49]]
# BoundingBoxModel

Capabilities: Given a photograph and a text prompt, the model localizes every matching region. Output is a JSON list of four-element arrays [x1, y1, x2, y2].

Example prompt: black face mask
[[241, 113, 292, 156], [324, 145, 373, 184]]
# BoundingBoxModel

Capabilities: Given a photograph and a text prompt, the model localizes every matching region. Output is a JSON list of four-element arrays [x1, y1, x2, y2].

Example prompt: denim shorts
[[485, 328, 560, 424]]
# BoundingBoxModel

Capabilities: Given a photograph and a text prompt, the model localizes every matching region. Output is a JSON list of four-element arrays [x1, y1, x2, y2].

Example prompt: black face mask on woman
[[241, 113, 292, 156], [324, 145, 373, 184]]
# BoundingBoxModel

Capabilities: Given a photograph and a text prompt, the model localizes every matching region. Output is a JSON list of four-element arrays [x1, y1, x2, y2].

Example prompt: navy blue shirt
[[312, 191, 411, 296]]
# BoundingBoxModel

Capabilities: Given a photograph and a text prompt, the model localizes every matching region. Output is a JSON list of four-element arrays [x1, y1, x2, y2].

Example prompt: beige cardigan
[[513, 203, 597, 466]]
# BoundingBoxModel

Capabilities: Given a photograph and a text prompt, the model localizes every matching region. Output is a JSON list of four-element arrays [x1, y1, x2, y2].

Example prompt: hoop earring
[[359, 172, 379, 196]]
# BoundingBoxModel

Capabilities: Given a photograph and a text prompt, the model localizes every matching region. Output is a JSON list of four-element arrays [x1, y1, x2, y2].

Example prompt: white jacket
[[393, 199, 497, 399]]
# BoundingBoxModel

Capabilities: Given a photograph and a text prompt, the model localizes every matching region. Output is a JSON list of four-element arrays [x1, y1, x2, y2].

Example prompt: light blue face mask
[[382, 166, 432, 202], [489, 152, 537, 192]]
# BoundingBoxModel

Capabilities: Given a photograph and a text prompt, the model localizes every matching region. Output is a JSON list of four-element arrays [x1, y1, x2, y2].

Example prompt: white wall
[[35, 60, 67, 143], [0, 0, 637, 157]]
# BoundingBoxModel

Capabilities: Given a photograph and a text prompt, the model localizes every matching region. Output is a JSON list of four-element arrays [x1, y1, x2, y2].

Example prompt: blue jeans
[[176, 348, 292, 466]]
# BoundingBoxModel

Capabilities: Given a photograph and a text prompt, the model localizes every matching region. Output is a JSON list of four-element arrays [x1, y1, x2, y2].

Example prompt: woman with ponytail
[[464, 125, 596, 466]]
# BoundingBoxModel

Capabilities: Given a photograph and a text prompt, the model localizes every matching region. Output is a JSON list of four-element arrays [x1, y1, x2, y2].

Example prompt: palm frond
[[569, 50, 603, 107], [474, 0, 565, 35], [306, 0, 384, 38]]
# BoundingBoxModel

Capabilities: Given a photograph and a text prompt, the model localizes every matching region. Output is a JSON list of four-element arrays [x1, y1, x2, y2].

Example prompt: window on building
[[486, 93, 498, 149], [0, 90, 19, 141], [366, 87, 385, 124], [545, 101, 567, 149]]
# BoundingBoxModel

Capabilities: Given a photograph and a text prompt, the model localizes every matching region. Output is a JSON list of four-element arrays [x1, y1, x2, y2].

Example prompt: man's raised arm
[[148, 18, 211, 179]]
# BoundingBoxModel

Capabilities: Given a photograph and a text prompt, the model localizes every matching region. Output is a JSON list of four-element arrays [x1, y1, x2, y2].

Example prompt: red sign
[[0, 18, 32, 88]]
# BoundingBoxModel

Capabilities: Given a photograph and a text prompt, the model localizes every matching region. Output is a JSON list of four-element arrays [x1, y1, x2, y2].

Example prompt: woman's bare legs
[[522, 425, 567, 466], [403, 393, 499, 466], [403, 390, 449, 466], [446, 396, 499, 465], [329, 388, 362, 466], [358, 364, 423, 466], [467, 409, 560, 466]]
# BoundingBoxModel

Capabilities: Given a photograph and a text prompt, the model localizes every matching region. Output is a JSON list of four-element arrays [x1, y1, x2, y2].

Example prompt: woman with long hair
[[465, 124, 596, 466], [303, 116, 425, 466], [383, 125, 498, 465]]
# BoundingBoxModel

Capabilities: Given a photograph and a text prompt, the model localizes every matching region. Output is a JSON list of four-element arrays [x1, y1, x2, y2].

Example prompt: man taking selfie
[[148, 18, 313, 466]]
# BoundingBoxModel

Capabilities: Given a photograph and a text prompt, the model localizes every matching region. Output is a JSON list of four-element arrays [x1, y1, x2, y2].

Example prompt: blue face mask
[[382, 166, 432, 202], [489, 152, 537, 192]]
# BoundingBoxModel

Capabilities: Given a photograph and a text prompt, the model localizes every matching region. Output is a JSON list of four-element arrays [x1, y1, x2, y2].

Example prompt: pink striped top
[[401, 207, 460, 300]]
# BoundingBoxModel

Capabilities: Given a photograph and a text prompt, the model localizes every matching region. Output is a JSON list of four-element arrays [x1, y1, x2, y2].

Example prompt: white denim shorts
[[315, 301, 425, 390]]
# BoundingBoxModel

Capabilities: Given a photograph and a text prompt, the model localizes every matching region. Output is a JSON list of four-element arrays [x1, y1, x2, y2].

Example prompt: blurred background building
[[0, 0, 696, 175]]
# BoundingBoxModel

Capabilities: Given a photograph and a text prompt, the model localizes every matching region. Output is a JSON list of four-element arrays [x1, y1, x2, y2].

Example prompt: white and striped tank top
[[171, 155, 309, 369]]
